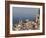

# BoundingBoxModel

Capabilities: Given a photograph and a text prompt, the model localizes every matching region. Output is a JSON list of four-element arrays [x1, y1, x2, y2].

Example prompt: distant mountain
[[13, 16, 35, 24]]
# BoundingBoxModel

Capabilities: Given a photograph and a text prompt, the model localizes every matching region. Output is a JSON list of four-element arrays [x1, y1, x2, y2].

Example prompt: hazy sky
[[12, 7, 40, 24]]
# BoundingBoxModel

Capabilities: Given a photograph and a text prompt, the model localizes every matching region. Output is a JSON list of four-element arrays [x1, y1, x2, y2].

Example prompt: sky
[[12, 7, 40, 24]]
